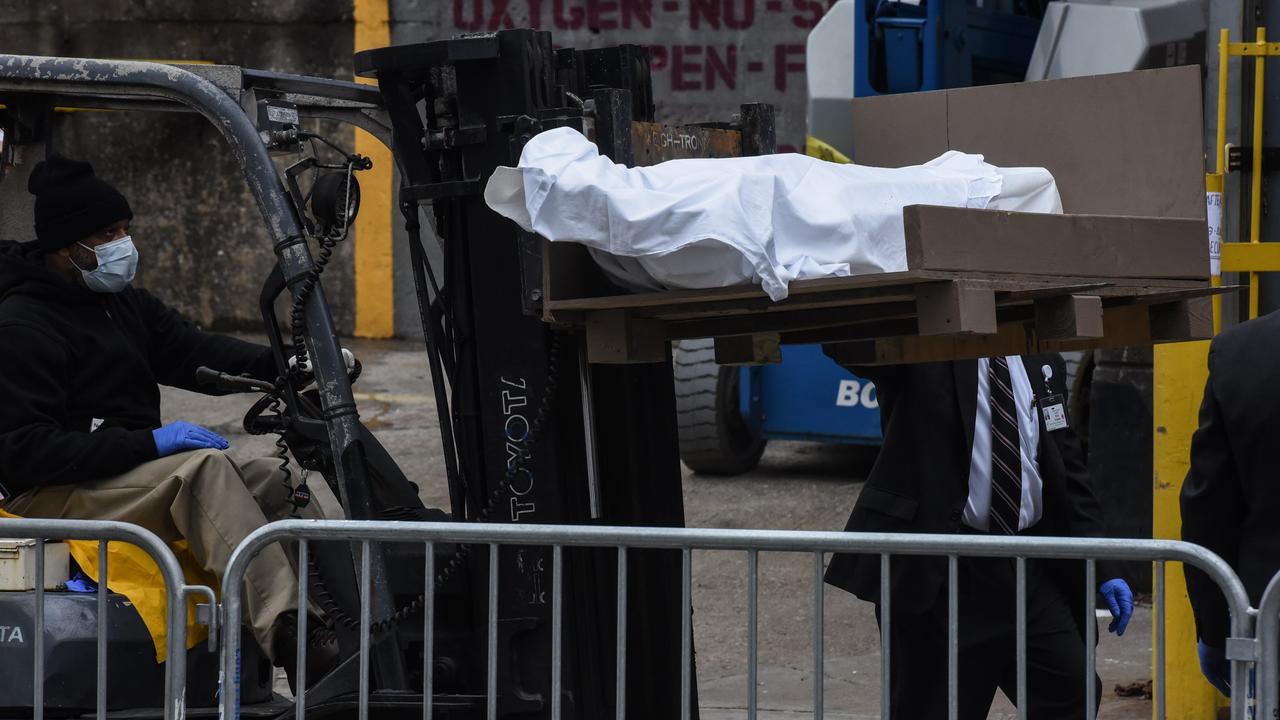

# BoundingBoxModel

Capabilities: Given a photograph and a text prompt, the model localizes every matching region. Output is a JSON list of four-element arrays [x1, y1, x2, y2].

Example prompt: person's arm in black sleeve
[[1180, 345, 1241, 649], [136, 288, 278, 392], [1044, 353, 1126, 584], [0, 323, 158, 495]]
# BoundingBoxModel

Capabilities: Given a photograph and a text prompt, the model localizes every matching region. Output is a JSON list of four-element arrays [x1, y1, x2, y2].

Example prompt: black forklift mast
[[356, 30, 694, 719]]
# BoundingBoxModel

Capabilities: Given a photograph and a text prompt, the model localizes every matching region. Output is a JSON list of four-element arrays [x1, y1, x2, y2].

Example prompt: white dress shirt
[[963, 356, 1044, 532]]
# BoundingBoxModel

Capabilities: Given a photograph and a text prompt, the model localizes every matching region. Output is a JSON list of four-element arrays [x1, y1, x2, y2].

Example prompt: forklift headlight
[[311, 170, 361, 232]]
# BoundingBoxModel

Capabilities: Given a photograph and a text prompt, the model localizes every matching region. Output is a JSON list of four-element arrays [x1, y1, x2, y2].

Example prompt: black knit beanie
[[28, 155, 133, 252]]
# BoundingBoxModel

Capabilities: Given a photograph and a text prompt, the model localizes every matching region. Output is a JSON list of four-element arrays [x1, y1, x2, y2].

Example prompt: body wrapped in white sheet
[[484, 127, 1061, 301]]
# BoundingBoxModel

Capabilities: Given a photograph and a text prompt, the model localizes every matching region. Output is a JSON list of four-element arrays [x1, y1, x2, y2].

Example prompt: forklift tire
[[673, 339, 767, 475]]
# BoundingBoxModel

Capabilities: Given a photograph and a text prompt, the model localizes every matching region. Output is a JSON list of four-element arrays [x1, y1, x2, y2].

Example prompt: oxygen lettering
[[705, 45, 737, 90], [690, 0, 755, 29], [486, 0, 516, 29], [774, 43, 805, 92], [453, 0, 484, 30], [790, 0, 826, 28], [554, 0, 586, 29], [673, 46, 703, 90]]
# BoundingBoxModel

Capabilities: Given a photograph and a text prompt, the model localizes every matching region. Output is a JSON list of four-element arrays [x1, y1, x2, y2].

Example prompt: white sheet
[[484, 127, 1062, 301]]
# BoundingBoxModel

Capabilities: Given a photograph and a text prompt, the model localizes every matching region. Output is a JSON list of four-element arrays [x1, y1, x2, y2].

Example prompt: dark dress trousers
[[825, 353, 1120, 719]]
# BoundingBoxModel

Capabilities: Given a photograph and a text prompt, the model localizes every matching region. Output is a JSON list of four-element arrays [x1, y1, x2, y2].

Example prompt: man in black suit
[[825, 353, 1133, 719], [1181, 312, 1280, 697]]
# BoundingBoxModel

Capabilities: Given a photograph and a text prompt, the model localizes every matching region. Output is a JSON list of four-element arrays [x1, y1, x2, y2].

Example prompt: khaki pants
[[2, 449, 340, 661]]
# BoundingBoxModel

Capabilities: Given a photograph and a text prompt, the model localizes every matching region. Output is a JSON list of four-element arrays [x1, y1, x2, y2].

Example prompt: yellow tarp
[[0, 508, 217, 662], [805, 135, 852, 164]]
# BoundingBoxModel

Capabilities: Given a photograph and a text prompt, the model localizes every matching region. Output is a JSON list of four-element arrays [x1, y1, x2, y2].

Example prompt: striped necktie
[[988, 357, 1023, 534]]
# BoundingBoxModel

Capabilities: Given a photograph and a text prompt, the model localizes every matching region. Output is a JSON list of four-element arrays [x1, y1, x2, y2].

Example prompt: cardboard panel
[[850, 90, 950, 168], [903, 206, 1210, 280], [946, 67, 1204, 218], [851, 67, 1205, 218]]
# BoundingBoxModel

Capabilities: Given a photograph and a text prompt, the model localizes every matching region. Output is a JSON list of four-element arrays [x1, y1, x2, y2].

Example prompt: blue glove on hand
[[1198, 640, 1231, 697], [1100, 578, 1133, 636], [152, 421, 229, 457]]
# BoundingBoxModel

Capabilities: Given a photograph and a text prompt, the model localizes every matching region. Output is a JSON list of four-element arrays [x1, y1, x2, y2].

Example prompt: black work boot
[[270, 611, 340, 695]]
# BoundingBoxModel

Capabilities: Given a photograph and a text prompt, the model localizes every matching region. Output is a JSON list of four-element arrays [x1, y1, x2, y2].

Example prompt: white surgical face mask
[[72, 235, 138, 293]]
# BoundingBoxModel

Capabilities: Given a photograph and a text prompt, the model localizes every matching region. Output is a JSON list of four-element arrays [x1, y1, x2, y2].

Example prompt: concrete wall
[[0, 1, 357, 333]]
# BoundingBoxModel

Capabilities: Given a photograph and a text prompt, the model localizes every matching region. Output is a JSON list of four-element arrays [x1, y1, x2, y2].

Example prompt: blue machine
[[856, 0, 1044, 97], [740, 345, 882, 444], [674, 0, 1048, 475]]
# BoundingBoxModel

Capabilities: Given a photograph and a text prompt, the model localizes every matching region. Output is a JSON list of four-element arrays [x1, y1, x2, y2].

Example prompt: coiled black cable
[[263, 229, 340, 518], [266, 384, 303, 514], [288, 233, 338, 374]]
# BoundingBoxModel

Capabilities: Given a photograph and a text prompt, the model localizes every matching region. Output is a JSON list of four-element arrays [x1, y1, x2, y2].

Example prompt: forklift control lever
[[195, 366, 276, 394]]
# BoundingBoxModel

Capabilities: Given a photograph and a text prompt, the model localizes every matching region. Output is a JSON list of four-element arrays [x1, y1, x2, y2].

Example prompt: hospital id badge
[[1038, 394, 1069, 432]]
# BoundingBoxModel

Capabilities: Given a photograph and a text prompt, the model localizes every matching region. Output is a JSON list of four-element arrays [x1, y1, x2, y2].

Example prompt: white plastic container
[[0, 539, 69, 591]]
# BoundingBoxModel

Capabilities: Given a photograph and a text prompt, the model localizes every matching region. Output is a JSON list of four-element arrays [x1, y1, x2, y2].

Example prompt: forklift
[[0, 29, 763, 719]]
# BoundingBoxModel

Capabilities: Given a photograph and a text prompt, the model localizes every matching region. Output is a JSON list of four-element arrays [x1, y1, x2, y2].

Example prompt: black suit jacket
[[1182, 312, 1280, 647], [824, 353, 1120, 625]]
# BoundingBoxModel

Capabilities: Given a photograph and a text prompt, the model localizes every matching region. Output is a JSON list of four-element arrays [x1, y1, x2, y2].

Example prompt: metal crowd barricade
[[220, 519, 1253, 720], [0, 517, 213, 720], [1253, 572, 1280, 717]]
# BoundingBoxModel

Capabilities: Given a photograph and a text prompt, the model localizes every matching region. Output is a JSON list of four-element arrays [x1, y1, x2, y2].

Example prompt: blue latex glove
[[152, 421, 229, 457], [1100, 578, 1133, 636], [63, 570, 98, 593], [1198, 640, 1231, 697]]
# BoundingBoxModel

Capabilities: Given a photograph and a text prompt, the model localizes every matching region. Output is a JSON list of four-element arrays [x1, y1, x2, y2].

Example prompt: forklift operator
[[0, 155, 337, 685]]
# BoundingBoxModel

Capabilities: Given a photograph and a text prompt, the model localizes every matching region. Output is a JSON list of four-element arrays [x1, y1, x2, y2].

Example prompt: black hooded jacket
[[0, 240, 276, 498]]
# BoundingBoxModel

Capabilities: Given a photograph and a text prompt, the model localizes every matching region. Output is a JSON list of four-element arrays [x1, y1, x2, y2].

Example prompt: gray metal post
[[297, 541, 310, 719], [1016, 557, 1027, 720], [97, 542, 109, 720], [879, 553, 891, 720]]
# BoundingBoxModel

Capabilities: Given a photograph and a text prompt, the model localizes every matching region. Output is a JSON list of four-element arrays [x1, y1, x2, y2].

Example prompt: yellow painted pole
[[1153, 341, 1220, 719], [1212, 28, 1229, 333], [1249, 27, 1266, 320], [1218, 29, 1230, 178], [353, 0, 395, 338]]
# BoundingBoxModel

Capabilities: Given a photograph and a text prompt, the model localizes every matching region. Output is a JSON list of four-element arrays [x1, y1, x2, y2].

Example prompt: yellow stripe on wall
[[353, 0, 395, 338]]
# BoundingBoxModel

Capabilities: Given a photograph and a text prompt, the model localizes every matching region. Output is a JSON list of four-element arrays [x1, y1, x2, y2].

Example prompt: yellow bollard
[[1153, 341, 1223, 718]]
